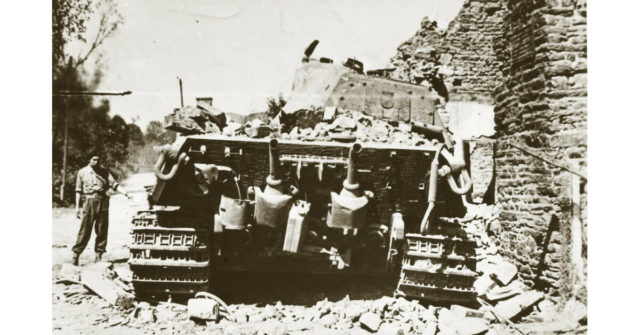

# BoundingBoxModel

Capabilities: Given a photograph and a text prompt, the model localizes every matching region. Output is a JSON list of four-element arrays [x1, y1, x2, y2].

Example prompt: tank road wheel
[[395, 219, 477, 304], [129, 209, 213, 300]]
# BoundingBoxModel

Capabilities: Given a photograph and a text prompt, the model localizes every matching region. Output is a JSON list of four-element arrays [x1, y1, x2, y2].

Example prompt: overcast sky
[[79, 0, 464, 128]]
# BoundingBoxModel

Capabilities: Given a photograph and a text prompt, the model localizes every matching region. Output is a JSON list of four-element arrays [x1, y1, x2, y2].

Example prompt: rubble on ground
[[53, 205, 585, 334]]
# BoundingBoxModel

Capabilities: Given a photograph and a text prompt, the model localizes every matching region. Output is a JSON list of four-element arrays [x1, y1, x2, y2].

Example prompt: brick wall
[[389, 0, 507, 104], [492, 0, 587, 299], [389, 0, 587, 299]]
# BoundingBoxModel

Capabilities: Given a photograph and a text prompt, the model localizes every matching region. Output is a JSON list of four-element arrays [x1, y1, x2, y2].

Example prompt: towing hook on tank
[[439, 136, 472, 195], [154, 151, 189, 181]]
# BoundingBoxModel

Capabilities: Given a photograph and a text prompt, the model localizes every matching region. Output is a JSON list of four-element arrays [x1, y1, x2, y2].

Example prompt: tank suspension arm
[[345, 143, 363, 190], [419, 144, 444, 234], [154, 151, 189, 181]]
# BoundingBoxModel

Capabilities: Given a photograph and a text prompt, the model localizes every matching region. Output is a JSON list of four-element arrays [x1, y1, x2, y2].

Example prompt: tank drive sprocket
[[395, 218, 477, 303]]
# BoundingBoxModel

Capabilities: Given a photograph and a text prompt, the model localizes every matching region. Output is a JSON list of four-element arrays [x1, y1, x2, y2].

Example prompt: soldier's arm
[[109, 173, 130, 198], [75, 171, 83, 217]]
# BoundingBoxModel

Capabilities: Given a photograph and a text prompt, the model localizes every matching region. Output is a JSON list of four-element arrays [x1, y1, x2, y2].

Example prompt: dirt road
[[52, 173, 155, 334], [52, 172, 154, 268]]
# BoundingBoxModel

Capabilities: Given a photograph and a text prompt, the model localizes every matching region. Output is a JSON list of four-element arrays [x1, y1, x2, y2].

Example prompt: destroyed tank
[[130, 41, 477, 304]]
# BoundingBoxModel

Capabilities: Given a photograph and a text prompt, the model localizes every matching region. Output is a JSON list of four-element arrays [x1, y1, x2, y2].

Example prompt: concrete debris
[[80, 266, 134, 308], [114, 267, 133, 283], [188, 298, 220, 321], [423, 322, 437, 335], [319, 313, 338, 328], [359, 312, 382, 332], [377, 322, 402, 335], [53, 205, 567, 334], [474, 274, 496, 296], [138, 309, 156, 323], [88, 261, 114, 273], [449, 305, 484, 319], [559, 298, 587, 325], [58, 263, 82, 282], [488, 261, 518, 286], [494, 290, 545, 320], [438, 307, 489, 335], [518, 321, 581, 333], [485, 280, 525, 302]]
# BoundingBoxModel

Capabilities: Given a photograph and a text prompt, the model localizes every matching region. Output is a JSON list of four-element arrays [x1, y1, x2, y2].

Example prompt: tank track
[[395, 219, 477, 303], [129, 209, 213, 298]]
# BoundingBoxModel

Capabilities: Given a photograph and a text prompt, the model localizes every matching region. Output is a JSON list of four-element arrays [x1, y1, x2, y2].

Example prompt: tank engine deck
[[129, 137, 476, 302]]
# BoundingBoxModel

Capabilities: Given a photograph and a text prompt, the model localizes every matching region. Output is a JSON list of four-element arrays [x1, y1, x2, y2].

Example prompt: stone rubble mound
[[53, 205, 586, 334], [221, 108, 440, 147]]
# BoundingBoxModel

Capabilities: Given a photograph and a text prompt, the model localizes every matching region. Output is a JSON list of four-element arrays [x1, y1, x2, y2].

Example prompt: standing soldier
[[71, 154, 129, 265]]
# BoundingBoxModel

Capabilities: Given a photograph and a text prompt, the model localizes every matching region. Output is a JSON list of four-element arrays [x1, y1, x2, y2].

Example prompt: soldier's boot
[[71, 252, 80, 266], [95, 252, 104, 262]]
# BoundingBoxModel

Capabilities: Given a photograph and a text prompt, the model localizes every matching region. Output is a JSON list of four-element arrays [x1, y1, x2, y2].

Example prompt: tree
[[53, 0, 123, 75], [52, 0, 130, 206], [145, 121, 177, 145]]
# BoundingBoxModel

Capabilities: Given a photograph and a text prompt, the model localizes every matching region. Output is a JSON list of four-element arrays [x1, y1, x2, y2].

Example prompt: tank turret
[[284, 41, 443, 127]]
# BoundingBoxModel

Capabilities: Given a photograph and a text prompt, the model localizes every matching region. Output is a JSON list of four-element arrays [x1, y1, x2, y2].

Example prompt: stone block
[[474, 274, 498, 296], [438, 308, 489, 335], [494, 290, 545, 320], [377, 322, 402, 335], [359, 312, 382, 332], [485, 280, 525, 301], [58, 263, 82, 282], [81, 267, 134, 308], [423, 322, 437, 335]]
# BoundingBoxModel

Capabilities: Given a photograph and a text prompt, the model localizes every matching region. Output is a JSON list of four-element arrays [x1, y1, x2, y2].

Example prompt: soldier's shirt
[[75, 165, 119, 195]]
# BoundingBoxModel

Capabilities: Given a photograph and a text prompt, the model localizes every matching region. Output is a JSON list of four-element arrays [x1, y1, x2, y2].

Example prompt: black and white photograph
[[9, 0, 624, 333]]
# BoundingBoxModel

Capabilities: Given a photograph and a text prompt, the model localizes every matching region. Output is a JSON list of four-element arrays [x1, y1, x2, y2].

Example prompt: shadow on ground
[[210, 272, 397, 306]]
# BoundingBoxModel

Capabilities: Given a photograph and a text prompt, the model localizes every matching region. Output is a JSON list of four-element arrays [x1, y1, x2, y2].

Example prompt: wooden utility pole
[[60, 61, 72, 202], [56, 66, 132, 202], [178, 77, 184, 107], [61, 105, 69, 200]]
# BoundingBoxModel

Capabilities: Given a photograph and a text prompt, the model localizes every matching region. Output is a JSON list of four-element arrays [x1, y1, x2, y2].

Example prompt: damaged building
[[390, 0, 587, 300]]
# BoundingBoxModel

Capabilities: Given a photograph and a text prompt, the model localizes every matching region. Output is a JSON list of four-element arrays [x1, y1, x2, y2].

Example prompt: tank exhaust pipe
[[254, 139, 293, 228], [419, 144, 444, 234], [345, 143, 363, 189], [327, 143, 370, 231], [268, 139, 281, 185]]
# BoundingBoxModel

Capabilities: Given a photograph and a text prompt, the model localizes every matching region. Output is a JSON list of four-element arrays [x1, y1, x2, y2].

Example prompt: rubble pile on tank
[[204, 106, 446, 146], [278, 110, 432, 145]]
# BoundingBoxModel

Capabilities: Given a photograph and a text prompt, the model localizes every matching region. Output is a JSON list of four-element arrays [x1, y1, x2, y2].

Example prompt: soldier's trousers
[[72, 196, 109, 254]]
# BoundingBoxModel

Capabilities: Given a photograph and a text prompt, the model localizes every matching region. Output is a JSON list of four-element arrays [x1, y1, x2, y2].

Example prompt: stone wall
[[491, 0, 587, 299], [389, 0, 587, 299], [389, 0, 507, 104], [388, 0, 508, 205]]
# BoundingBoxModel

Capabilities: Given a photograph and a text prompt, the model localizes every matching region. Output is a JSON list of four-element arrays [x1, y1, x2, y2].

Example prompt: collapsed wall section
[[389, 0, 507, 104], [491, 0, 586, 299], [389, 0, 587, 299], [388, 0, 508, 203]]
